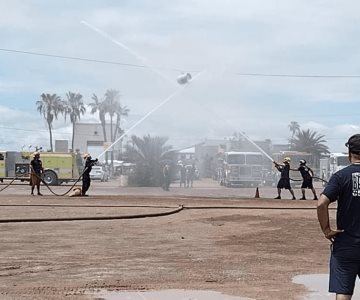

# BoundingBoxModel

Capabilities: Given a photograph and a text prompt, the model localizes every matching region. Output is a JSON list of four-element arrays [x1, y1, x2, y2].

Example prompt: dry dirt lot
[[0, 181, 334, 300]]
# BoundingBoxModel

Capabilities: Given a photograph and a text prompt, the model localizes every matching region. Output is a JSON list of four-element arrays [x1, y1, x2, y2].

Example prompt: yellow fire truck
[[0, 151, 82, 185]]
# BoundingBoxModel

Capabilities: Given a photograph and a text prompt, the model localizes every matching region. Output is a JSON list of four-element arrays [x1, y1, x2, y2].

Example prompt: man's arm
[[317, 194, 343, 242]]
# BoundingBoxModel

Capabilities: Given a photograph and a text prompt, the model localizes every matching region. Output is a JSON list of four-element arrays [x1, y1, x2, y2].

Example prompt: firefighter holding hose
[[273, 157, 296, 200], [30, 151, 44, 196], [81, 153, 98, 196]]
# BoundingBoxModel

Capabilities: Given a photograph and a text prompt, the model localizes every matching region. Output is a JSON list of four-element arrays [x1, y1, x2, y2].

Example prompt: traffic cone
[[254, 187, 260, 198]]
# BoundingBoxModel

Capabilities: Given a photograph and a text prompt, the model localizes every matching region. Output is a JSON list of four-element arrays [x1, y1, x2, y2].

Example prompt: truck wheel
[[42, 170, 58, 185]]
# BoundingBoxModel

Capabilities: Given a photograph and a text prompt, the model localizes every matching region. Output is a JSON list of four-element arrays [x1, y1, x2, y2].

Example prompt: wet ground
[[0, 178, 336, 299]]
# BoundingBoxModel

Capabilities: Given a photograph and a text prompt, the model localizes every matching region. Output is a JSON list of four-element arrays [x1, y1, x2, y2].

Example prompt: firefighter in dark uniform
[[273, 157, 296, 200], [163, 164, 171, 191], [30, 151, 44, 196], [81, 153, 98, 196], [298, 159, 318, 200]]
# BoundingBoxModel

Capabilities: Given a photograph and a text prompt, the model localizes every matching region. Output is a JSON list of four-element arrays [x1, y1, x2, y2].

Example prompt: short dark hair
[[345, 134, 360, 155]]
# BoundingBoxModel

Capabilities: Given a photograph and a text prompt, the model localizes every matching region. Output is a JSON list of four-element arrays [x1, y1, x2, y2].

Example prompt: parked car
[[90, 166, 109, 182]]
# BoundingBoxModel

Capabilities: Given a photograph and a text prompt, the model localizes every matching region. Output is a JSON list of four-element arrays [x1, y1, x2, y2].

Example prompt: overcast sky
[[1, 0, 360, 153]]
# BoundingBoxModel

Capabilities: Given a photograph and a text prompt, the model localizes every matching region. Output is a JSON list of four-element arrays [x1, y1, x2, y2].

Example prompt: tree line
[[36, 89, 129, 152]]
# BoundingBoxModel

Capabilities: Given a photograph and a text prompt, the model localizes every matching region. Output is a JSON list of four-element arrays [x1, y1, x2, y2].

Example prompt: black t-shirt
[[276, 163, 290, 179], [30, 159, 43, 174], [298, 165, 312, 180], [323, 164, 360, 238]]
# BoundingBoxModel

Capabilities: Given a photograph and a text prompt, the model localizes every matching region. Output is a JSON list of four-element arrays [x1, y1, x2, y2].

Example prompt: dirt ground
[[0, 181, 334, 300]]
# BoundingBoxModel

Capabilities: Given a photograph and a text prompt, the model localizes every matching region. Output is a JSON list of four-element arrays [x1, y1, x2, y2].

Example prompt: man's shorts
[[301, 178, 313, 189], [329, 235, 360, 295], [277, 178, 291, 189]]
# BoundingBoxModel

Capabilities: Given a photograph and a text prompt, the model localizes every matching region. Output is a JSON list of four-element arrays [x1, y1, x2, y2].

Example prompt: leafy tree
[[124, 135, 174, 186], [291, 129, 330, 167], [36, 93, 63, 151], [64, 92, 86, 151]]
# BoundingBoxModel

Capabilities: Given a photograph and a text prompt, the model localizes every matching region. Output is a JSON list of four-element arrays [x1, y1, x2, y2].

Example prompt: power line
[[2, 47, 360, 78], [0, 48, 183, 72], [235, 72, 360, 78]]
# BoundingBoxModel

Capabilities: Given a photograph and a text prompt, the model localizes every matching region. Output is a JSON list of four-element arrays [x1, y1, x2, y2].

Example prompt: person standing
[[30, 151, 44, 196], [81, 153, 98, 196], [179, 164, 186, 188], [163, 164, 171, 191], [317, 134, 360, 299], [273, 157, 296, 200], [297, 159, 318, 200]]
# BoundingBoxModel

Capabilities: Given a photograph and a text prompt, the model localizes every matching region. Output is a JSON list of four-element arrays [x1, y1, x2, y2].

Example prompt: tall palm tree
[[104, 89, 121, 143], [114, 103, 130, 141], [36, 93, 63, 151], [64, 92, 86, 151], [288, 121, 300, 139], [291, 129, 330, 167], [124, 135, 174, 186], [89, 94, 107, 142]]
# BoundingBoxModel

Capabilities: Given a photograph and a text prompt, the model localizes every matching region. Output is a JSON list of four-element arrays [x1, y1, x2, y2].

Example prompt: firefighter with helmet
[[273, 157, 296, 200], [81, 153, 98, 196], [30, 151, 44, 196], [298, 159, 318, 200]]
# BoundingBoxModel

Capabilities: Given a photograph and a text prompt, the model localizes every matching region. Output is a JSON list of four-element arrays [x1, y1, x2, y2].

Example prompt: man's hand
[[324, 229, 344, 242]]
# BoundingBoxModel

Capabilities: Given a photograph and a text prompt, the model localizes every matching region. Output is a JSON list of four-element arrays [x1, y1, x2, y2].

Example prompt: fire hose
[[0, 203, 333, 224], [0, 167, 91, 196]]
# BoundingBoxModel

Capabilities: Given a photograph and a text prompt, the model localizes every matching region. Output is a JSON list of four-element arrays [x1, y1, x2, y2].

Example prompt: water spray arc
[[81, 20, 203, 160], [236, 130, 274, 162], [81, 20, 177, 87]]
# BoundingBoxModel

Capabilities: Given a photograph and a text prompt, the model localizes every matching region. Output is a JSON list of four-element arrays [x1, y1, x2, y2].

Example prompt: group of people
[[162, 163, 197, 191], [273, 157, 318, 200], [179, 163, 196, 188], [29, 151, 97, 197]]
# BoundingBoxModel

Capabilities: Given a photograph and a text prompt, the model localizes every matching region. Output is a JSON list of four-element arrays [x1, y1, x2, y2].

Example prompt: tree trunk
[[101, 120, 108, 164], [71, 122, 75, 152], [110, 116, 114, 176], [48, 121, 53, 152]]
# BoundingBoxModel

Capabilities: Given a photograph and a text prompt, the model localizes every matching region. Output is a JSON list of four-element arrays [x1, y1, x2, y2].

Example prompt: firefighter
[[30, 151, 44, 196], [273, 157, 296, 200], [163, 164, 171, 191], [298, 159, 318, 200], [81, 153, 98, 196]]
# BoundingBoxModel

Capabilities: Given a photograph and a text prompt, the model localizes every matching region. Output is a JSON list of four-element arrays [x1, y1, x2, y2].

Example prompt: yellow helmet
[[32, 151, 40, 157], [283, 157, 291, 163], [83, 153, 91, 159]]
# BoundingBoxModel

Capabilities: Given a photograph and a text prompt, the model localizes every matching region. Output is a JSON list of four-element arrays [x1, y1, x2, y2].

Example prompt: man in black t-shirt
[[317, 134, 360, 299], [30, 151, 44, 196], [273, 157, 296, 200], [298, 159, 318, 200]]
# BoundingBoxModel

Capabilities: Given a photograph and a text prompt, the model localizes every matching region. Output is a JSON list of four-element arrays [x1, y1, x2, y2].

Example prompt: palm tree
[[104, 89, 121, 143], [114, 103, 130, 141], [64, 92, 86, 151], [288, 121, 300, 139], [36, 93, 63, 151], [291, 129, 330, 167], [124, 135, 174, 186], [89, 94, 107, 142]]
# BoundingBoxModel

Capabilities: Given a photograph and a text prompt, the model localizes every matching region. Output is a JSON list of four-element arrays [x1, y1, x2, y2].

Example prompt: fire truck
[[319, 152, 349, 184], [221, 151, 266, 187], [0, 151, 82, 185]]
